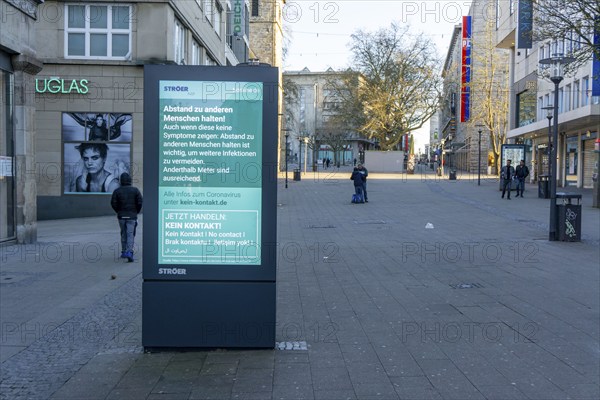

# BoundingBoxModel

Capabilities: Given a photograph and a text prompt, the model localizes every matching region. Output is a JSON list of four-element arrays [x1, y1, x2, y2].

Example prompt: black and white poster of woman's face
[[61, 112, 132, 194]]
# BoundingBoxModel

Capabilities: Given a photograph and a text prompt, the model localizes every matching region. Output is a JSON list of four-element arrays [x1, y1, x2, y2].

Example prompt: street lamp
[[284, 131, 289, 188], [298, 136, 303, 174], [539, 53, 574, 241], [541, 105, 554, 178], [475, 125, 484, 186]]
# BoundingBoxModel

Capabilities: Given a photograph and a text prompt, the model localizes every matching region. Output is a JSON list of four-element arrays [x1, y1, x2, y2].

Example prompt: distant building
[[283, 68, 372, 168]]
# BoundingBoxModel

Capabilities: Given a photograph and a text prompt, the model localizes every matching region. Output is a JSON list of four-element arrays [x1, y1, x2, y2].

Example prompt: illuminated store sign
[[35, 77, 89, 94]]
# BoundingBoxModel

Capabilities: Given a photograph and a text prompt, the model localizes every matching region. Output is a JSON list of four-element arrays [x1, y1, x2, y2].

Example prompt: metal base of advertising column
[[143, 282, 275, 348]]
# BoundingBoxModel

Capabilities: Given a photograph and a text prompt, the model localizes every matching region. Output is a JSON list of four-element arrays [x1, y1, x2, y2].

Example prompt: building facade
[[32, 0, 251, 221], [283, 68, 371, 168], [0, 0, 44, 243], [496, 1, 600, 188], [249, 0, 285, 167]]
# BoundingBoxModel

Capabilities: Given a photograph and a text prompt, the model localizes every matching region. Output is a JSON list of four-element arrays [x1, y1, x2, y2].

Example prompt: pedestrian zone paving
[[1, 166, 599, 399]]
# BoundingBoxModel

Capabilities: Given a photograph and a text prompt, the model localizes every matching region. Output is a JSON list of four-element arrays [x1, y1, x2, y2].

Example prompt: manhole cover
[[450, 283, 484, 289]]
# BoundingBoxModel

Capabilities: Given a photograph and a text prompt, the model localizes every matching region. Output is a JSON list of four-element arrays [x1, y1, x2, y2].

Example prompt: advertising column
[[143, 65, 278, 348]]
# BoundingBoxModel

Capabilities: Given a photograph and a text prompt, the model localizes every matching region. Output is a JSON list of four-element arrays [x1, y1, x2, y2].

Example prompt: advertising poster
[[158, 80, 263, 265], [62, 112, 132, 194]]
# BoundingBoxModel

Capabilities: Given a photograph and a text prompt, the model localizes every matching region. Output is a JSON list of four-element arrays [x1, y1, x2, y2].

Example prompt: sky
[[282, 0, 474, 153]]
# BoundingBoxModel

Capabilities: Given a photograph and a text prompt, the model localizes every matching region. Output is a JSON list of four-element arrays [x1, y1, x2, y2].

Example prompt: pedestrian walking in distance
[[500, 159, 515, 200], [111, 172, 143, 262], [515, 159, 529, 197]]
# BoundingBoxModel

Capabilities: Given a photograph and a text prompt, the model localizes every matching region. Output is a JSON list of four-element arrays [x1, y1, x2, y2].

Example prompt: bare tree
[[332, 23, 442, 151], [469, 18, 510, 175], [533, 1, 600, 69], [317, 116, 351, 166]]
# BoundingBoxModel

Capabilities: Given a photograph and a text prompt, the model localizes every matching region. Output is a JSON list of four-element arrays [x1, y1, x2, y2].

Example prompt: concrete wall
[[364, 151, 405, 173]]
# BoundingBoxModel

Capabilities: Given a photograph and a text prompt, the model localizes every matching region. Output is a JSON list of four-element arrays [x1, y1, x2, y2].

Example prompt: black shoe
[[508, 197, 511, 200]]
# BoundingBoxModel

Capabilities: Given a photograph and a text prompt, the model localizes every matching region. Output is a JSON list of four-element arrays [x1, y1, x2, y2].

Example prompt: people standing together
[[501, 159, 530, 200], [350, 163, 368, 203]]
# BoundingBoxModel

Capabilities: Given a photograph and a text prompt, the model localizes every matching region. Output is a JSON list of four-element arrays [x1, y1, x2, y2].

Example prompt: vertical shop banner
[[158, 81, 263, 265], [593, 16, 600, 96], [461, 15, 472, 123], [516, 0, 533, 49]]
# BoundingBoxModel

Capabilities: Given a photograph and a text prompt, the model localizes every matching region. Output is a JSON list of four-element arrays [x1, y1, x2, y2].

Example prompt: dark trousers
[[119, 218, 137, 253], [501, 179, 512, 198], [516, 178, 525, 194], [362, 182, 368, 201]]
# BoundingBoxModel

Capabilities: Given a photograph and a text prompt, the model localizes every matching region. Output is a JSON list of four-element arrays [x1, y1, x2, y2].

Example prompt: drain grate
[[450, 283, 484, 289], [275, 341, 308, 351], [306, 224, 335, 229]]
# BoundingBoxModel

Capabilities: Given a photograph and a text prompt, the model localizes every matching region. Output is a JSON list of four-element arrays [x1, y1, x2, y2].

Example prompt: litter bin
[[555, 193, 582, 242], [449, 169, 457, 180], [293, 168, 301, 181], [538, 175, 549, 198]]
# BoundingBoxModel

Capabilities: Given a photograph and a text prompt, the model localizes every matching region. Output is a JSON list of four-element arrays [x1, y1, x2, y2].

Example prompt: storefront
[[0, 53, 15, 242], [35, 66, 143, 220]]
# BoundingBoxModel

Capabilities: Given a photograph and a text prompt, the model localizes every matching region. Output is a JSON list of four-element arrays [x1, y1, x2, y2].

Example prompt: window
[[174, 20, 186, 64], [214, 1, 222, 36], [537, 96, 543, 121], [574, 80, 580, 108], [191, 40, 201, 65], [203, 0, 212, 22], [539, 46, 545, 61], [564, 84, 571, 112], [510, 0, 516, 15], [516, 90, 536, 127], [582, 76, 590, 106], [558, 88, 563, 113], [252, 0, 259, 17], [65, 4, 131, 59]]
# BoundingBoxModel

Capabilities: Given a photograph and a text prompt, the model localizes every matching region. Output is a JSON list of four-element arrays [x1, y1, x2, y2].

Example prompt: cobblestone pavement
[[1, 167, 599, 399]]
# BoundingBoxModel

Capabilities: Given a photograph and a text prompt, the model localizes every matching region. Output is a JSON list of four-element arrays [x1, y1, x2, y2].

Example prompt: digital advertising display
[[143, 65, 278, 348], [158, 80, 263, 265]]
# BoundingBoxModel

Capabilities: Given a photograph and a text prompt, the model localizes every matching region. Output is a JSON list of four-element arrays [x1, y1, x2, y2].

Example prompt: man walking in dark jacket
[[515, 159, 529, 197], [500, 159, 515, 200], [111, 173, 143, 262]]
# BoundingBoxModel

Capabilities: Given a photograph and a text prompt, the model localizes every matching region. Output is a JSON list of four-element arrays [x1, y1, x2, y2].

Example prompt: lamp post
[[298, 136, 303, 174], [542, 105, 554, 178], [284, 131, 289, 188], [476, 126, 484, 186], [539, 54, 574, 241]]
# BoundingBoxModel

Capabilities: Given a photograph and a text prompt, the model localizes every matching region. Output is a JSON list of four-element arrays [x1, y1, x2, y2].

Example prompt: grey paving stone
[[311, 367, 353, 391], [475, 385, 528, 400], [314, 390, 357, 400], [199, 362, 238, 375], [351, 382, 399, 399], [273, 363, 312, 385], [272, 384, 315, 400], [151, 377, 196, 394]]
